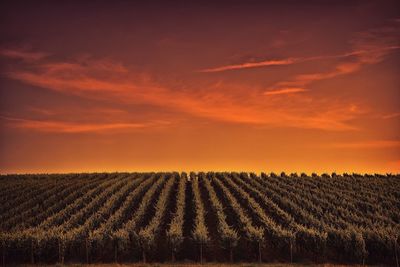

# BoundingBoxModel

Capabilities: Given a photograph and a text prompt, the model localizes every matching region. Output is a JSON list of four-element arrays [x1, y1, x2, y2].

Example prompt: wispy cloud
[[1, 116, 168, 133], [199, 58, 296, 73], [271, 61, 362, 90], [0, 48, 364, 131], [382, 112, 400, 119], [332, 140, 400, 149], [263, 21, 400, 94], [199, 55, 331, 73], [199, 18, 399, 74], [264, 87, 307, 96], [0, 48, 49, 61], [28, 106, 129, 118]]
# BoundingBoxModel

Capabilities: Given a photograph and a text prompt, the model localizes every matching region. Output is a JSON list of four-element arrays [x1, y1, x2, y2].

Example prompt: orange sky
[[0, 1, 399, 174]]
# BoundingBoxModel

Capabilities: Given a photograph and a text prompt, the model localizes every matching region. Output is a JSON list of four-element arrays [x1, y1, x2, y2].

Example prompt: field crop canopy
[[0, 172, 399, 265]]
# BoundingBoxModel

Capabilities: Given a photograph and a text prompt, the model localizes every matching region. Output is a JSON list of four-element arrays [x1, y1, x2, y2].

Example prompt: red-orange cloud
[[0, 48, 49, 61], [0, 49, 365, 131], [1, 116, 168, 133], [266, 42, 399, 94], [199, 58, 296, 72], [264, 87, 307, 96], [382, 112, 400, 119], [198, 21, 400, 101], [331, 140, 400, 149]]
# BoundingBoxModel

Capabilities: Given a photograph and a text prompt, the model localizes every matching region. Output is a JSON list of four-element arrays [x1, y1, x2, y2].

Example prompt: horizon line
[[1, 170, 398, 176]]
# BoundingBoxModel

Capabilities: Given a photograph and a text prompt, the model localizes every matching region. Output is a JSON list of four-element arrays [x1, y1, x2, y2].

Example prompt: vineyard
[[0, 172, 399, 265]]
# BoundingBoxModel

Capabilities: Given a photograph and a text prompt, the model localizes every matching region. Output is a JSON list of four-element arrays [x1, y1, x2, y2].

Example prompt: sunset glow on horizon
[[0, 0, 399, 174]]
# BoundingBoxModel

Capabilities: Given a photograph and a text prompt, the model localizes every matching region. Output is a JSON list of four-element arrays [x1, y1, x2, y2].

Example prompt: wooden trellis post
[[142, 249, 146, 263], [200, 243, 203, 264], [171, 247, 175, 262], [114, 240, 118, 263], [290, 239, 293, 263], [85, 237, 89, 264], [30, 239, 34, 264], [2, 243, 5, 267], [395, 239, 399, 267], [229, 244, 233, 262]]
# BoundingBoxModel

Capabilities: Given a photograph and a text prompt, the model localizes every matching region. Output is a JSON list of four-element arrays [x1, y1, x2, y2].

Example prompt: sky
[[0, 0, 399, 174]]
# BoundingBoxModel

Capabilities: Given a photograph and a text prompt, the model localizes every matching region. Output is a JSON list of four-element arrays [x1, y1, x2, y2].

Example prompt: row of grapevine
[[0, 175, 81, 223], [166, 172, 186, 261], [0, 176, 61, 207], [0, 173, 80, 201], [191, 173, 209, 264], [38, 173, 123, 230], [88, 173, 157, 253], [251, 173, 362, 260], [0, 172, 398, 265], [60, 173, 141, 258], [233, 172, 326, 260], [112, 173, 167, 258], [4, 175, 107, 231], [268, 174, 394, 230], [275, 175, 396, 227], [138, 173, 176, 262], [257, 173, 391, 263], [0, 173, 131, 264], [218, 173, 294, 253], [200, 173, 238, 262], [211, 174, 264, 262]]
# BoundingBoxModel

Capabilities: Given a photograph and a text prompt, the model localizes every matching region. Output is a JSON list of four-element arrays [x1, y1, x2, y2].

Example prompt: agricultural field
[[0, 172, 399, 266]]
